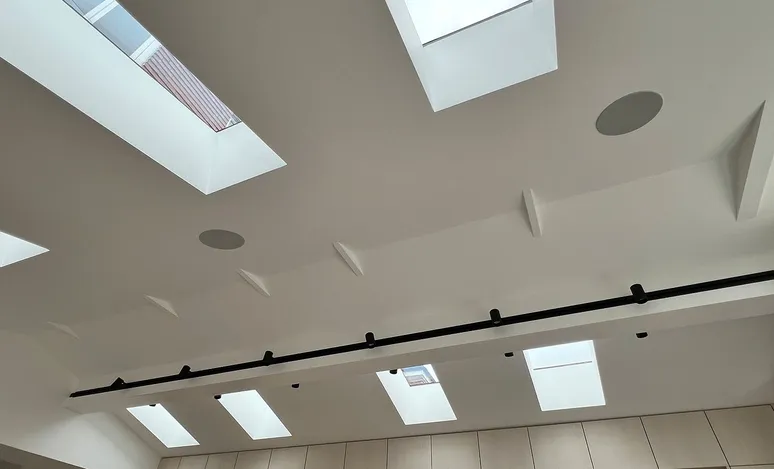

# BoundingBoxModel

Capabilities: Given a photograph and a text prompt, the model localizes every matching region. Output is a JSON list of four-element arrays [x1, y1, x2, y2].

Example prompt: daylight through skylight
[[62, 0, 240, 132], [0, 230, 48, 268], [523, 340, 606, 412], [377, 364, 457, 425], [405, 0, 532, 44], [127, 404, 199, 448], [217, 390, 291, 440]]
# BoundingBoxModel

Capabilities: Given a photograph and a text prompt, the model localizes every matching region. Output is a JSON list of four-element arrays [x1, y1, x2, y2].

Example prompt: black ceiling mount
[[365, 332, 376, 349], [489, 308, 502, 326], [69, 269, 774, 398]]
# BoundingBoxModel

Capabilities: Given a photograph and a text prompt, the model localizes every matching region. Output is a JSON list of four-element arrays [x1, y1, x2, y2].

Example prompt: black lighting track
[[69, 268, 774, 398]]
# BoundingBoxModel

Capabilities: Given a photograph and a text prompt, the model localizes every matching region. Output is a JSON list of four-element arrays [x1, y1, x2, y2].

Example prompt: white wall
[[0, 331, 159, 469]]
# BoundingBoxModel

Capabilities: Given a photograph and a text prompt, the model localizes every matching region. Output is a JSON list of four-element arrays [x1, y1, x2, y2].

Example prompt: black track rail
[[70, 269, 774, 398]]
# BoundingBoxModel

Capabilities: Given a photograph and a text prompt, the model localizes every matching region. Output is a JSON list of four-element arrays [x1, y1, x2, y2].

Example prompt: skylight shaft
[[377, 364, 457, 425], [0, 230, 48, 268], [217, 390, 291, 440], [127, 404, 199, 448], [523, 340, 606, 412], [405, 0, 532, 44], [61, 0, 240, 132]]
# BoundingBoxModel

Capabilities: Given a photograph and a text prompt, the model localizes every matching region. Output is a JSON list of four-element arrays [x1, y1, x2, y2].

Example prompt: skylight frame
[[217, 390, 291, 441], [127, 404, 199, 449], [404, 0, 533, 45], [385, 0, 557, 111], [377, 364, 457, 425], [62, 0, 241, 133], [2, 0, 286, 195], [523, 340, 606, 412]]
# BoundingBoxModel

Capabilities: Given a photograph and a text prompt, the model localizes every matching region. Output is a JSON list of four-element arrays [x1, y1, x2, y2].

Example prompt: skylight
[[217, 390, 291, 440], [127, 404, 199, 448], [0, 231, 48, 268], [385, 0, 557, 111], [1, 0, 285, 195], [62, 0, 240, 132], [405, 0, 532, 44], [523, 340, 606, 412], [377, 364, 457, 425]]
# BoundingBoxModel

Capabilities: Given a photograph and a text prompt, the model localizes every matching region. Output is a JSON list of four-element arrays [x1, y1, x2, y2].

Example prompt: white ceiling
[[120, 313, 774, 456], [2, 0, 774, 456], [0, 444, 80, 469]]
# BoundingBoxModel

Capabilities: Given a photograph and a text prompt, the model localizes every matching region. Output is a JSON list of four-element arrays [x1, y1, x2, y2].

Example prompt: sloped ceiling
[[1, 0, 774, 457], [118, 314, 774, 456]]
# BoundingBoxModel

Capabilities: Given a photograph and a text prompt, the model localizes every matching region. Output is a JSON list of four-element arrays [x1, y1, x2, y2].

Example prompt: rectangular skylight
[[523, 340, 606, 412], [217, 390, 291, 440], [127, 404, 199, 448], [0, 230, 48, 268], [62, 0, 240, 132], [377, 364, 457, 425], [386, 0, 557, 111], [2, 0, 285, 194], [405, 0, 532, 44]]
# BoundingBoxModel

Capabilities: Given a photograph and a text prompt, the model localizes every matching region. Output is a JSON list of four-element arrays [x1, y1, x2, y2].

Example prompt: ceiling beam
[[735, 101, 774, 220], [47, 321, 80, 340], [523, 189, 543, 237], [144, 295, 178, 318], [334, 242, 364, 276], [238, 269, 271, 297]]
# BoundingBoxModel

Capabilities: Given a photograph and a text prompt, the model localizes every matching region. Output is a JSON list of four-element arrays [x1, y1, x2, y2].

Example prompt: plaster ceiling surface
[[0, 0, 774, 410], [116, 313, 774, 456], [0, 445, 81, 469]]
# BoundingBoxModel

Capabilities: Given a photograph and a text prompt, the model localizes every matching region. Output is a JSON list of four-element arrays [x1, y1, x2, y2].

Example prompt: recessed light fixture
[[199, 229, 245, 250], [523, 340, 606, 411], [504, 352, 514, 358], [596, 91, 663, 136], [127, 404, 199, 448], [377, 364, 457, 425], [636, 332, 649, 339], [217, 390, 291, 440]]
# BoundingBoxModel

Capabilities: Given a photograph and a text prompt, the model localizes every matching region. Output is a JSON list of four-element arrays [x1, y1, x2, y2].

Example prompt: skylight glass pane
[[377, 364, 457, 425], [405, 0, 532, 44], [217, 390, 291, 440], [0, 231, 48, 268], [93, 5, 150, 55], [63, 0, 103, 15], [524, 340, 595, 369], [402, 364, 439, 386], [127, 404, 199, 448], [61, 0, 241, 132], [523, 341, 606, 412]]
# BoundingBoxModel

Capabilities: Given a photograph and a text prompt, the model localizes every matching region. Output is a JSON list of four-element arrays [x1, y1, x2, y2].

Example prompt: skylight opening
[[405, 0, 532, 44], [377, 364, 457, 425], [62, 0, 241, 132], [523, 340, 606, 412], [401, 364, 439, 386], [0, 230, 48, 268], [127, 404, 199, 448], [217, 390, 291, 441]]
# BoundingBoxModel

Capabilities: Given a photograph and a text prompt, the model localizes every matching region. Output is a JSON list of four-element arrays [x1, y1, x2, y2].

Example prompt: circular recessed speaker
[[596, 91, 663, 136], [199, 229, 245, 250]]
